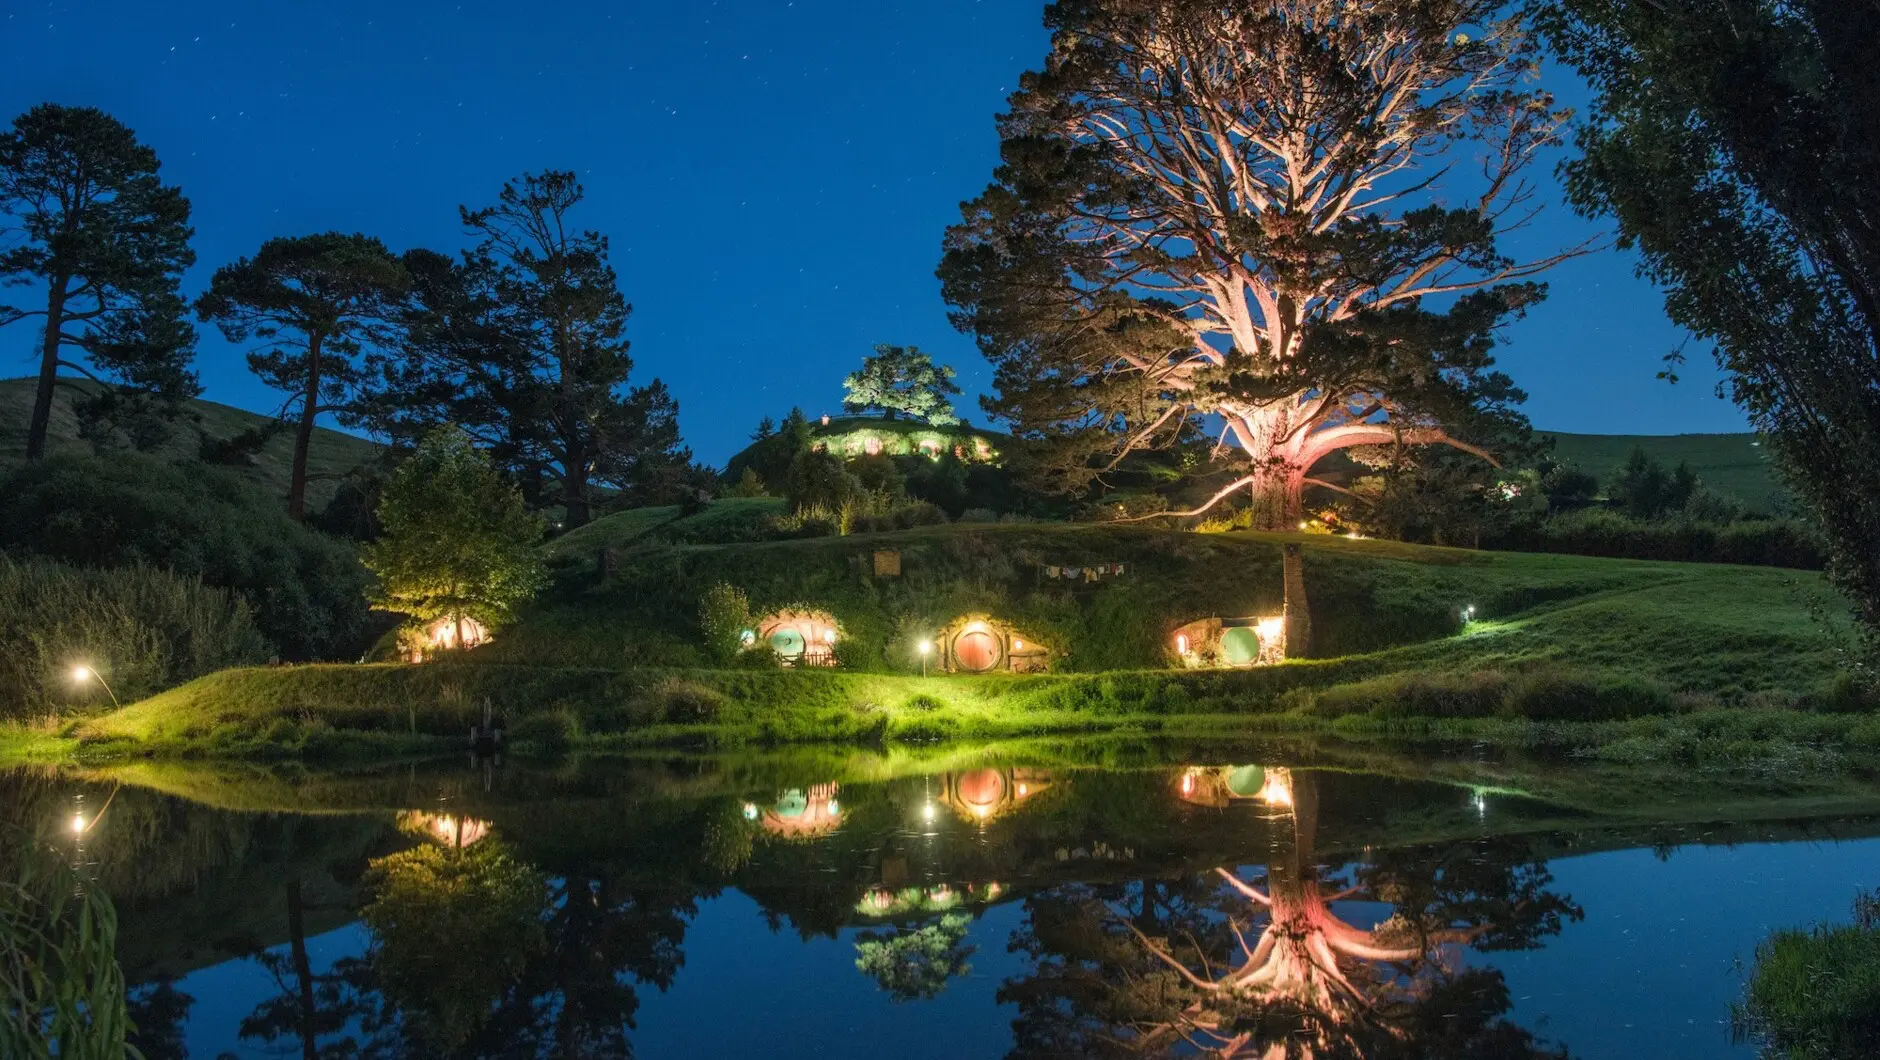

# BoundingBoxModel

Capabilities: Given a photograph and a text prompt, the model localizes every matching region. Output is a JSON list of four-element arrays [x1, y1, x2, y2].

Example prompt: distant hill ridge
[[0, 376, 382, 509]]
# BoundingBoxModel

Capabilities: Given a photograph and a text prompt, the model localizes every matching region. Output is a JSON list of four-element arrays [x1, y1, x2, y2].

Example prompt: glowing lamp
[[742, 802, 759, 820], [71, 665, 90, 682], [1012, 638, 1024, 650], [822, 628, 837, 645], [965, 621, 988, 634], [1175, 634, 1188, 654], [918, 640, 933, 655], [821, 414, 830, 426]]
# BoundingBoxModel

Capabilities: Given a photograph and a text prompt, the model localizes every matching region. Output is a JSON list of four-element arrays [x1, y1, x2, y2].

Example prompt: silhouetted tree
[[375, 173, 686, 527], [196, 232, 407, 519], [1538, 0, 1880, 652], [0, 104, 197, 461]]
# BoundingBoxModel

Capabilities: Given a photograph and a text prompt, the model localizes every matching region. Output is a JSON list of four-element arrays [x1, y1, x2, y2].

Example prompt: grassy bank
[[13, 524, 1867, 767]]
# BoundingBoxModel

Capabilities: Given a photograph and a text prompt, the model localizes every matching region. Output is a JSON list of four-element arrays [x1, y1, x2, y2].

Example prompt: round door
[[1225, 765, 1266, 799], [768, 627, 807, 660], [1220, 627, 1260, 666], [955, 769, 1006, 810], [953, 630, 1002, 672]]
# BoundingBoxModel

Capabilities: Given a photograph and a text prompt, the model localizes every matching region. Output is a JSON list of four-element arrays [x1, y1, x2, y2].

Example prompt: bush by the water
[[1734, 890, 1880, 1060], [0, 453, 376, 660], [0, 556, 268, 720]]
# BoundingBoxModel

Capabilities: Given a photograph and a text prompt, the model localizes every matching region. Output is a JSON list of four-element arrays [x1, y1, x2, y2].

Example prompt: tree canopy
[[0, 103, 198, 462], [842, 345, 963, 425], [940, 0, 1576, 527], [1538, 0, 1880, 649], [368, 171, 691, 527], [195, 232, 407, 519], [362, 427, 545, 651]]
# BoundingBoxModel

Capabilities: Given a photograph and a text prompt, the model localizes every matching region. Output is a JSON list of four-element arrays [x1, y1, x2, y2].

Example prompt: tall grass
[[0, 852, 135, 1059], [0, 556, 268, 721]]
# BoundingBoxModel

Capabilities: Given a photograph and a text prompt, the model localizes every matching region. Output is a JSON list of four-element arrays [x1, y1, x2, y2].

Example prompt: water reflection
[[5, 757, 1880, 1058]]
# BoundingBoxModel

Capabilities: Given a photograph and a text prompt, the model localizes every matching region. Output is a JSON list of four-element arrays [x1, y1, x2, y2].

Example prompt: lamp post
[[71, 665, 119, 709], [919, 639, 933, 677]]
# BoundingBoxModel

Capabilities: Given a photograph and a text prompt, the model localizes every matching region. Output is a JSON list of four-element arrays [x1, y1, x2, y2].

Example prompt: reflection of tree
[[236, 800, 734, 1059], [855, 912, 976, 1002], [124, 980, 195, 1060], [1001, 771, 1579, 1059]]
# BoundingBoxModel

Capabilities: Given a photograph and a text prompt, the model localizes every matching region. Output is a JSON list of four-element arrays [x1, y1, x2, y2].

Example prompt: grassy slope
[[1543, 430, 1781, 510], [58, 525, 1871, 762], [0, 376, 382, 508]]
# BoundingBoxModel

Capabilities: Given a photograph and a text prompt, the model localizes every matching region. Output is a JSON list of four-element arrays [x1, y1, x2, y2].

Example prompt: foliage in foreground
[[0, 849, 136, 1059], [0, 554, 267, 721], [1736, 890, 1880, 1060]]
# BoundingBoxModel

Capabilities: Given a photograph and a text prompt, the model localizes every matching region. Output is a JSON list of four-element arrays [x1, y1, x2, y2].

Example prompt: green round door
[[1225, 765, 1266, 798], [1220, 627, 1260, 666], [768, 627, 807, 659], [774, 789, 808, 818]]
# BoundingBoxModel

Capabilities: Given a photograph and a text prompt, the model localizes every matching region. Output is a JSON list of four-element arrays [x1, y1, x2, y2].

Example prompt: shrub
[[0, 453, 374, 660], [0, 556, 269, 720], [509, 708, 580, 751], [634, 677, 725, 724], [697, 583, 753, 665], [902, 693, 945, 712], [1735, 891, 1880, 1060]]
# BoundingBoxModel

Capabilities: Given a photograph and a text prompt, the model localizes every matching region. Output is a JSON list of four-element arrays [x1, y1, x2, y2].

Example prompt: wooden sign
[[872, 549, 902, 577]]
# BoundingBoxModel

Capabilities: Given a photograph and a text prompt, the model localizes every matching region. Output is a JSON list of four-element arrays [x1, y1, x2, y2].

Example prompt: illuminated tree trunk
[[1282, 544, 1310, 659]]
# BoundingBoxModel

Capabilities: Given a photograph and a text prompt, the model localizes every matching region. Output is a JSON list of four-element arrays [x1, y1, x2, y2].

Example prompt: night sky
[[4, 0, 1748, 466]]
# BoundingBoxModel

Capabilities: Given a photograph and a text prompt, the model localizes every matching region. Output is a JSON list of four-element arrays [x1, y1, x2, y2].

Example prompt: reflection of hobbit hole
[[1170, 613, 1286, 669], [754, 609, 840, 667], [935, 617, 1048, 674], [1176, 765, 1292, 809], [940, 767, 1053, 823], [748, 783, 842, 839]]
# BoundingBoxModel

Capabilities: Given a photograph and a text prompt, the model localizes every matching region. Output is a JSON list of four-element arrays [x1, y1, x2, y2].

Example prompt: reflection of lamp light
[[742, 801, 759, 820], [1017, 783, 1029, 797], [922, 802, 937, 822], [1258, 770, 1294, 808], [827, 799, 840, 815], [740, 629, 756, 646], [822, 628, 837, 645], [70, 813, 85, 835], [1180, 771, 1195, 795]]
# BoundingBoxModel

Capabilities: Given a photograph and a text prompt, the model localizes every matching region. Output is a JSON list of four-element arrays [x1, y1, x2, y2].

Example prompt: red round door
[[953, 630, 1002, 672]]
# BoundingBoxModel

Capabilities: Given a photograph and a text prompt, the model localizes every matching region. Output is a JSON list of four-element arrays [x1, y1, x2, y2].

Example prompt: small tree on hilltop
[[364, 427, 545, 654], [843, 345, 963, 425], [0, 104, 199, 462]]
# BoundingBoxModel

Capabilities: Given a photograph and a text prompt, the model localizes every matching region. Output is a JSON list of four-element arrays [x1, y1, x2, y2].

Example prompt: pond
[[6, 745, 1880, 1059]]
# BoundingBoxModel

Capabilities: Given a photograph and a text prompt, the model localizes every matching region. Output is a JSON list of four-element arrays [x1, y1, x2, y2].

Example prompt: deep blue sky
[[4, 0, 1747, 466]]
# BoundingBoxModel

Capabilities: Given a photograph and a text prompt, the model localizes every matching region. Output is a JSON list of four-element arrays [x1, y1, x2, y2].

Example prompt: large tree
[[363, 427, 545, 654], [372, 172, 687, 527], [0, 104, 198, 462], [940, 0, 1580, 528], [842, 344, 964, 424], [1536, 0, 1880, 649], [195, 233, 406, 520]]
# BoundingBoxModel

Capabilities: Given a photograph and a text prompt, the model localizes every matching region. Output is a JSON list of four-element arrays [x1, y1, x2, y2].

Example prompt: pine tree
[[196, 233, 407, 519], [0, 104, 198, 461]]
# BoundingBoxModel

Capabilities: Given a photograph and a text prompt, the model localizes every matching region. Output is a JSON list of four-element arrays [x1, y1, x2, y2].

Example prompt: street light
[[918, 639, 933, 677], [70, 664, 119, 709]]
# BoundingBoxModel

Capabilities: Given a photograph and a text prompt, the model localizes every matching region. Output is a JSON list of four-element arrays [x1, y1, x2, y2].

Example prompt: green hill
[[0, 376, 382, 509], [1541, 431, 1782, 511]]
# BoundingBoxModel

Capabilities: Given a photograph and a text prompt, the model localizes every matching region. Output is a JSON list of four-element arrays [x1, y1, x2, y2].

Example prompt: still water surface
[[10, 751, 1880, 1059]]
